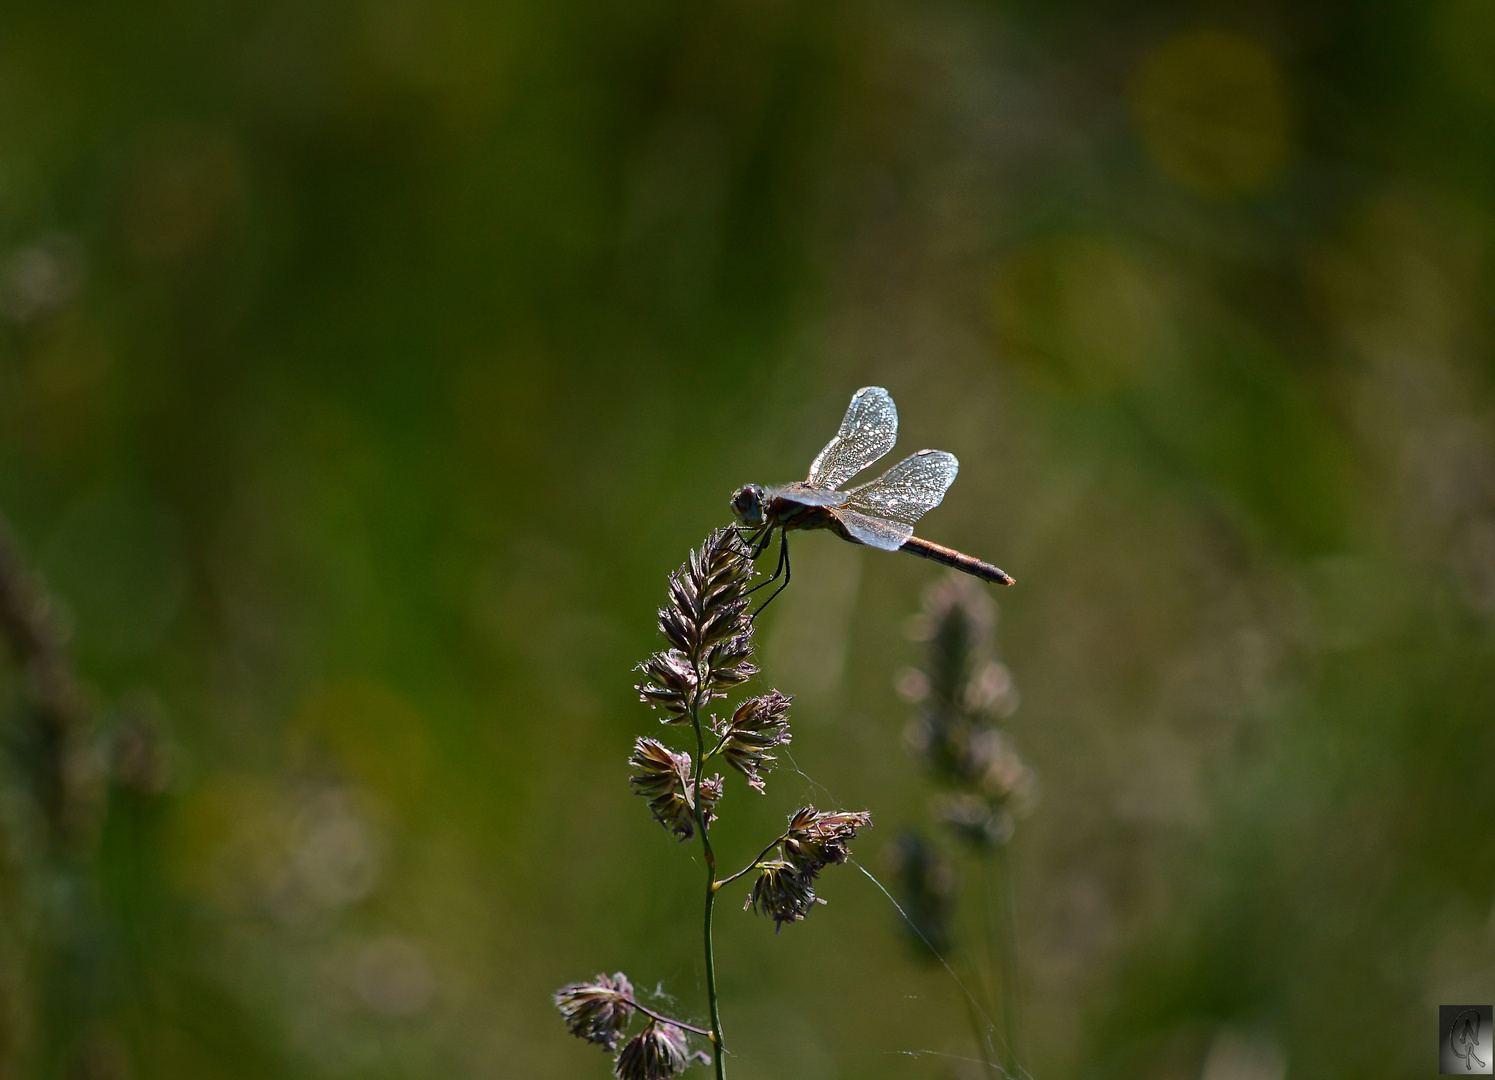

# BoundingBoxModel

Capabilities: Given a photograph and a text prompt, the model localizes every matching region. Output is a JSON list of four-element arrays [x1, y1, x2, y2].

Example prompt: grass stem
[[690, 678, 726, 1080]]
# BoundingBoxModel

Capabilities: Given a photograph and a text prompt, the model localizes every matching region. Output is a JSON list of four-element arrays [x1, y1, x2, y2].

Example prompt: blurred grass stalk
[[0, 506, 95, 1077], [0, 506, 165, 1079], [0, 508, 98, 850], [895, 572, 1035, 1077]]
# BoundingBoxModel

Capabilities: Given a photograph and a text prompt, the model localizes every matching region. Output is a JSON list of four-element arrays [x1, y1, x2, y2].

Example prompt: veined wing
[[832, 507, 913, 552], [806, 386, 898, 490], [769, 482, 849, 507], [843, 449, 959, 526]]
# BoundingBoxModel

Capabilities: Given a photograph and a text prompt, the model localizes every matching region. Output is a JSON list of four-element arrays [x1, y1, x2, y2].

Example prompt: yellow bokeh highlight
[[1131, 29, 1291, 197], [1435, 0, 1495, 106], [991, 233, 1175, 393], [167, 774, 292, 909], [292, 679, 433, 808]]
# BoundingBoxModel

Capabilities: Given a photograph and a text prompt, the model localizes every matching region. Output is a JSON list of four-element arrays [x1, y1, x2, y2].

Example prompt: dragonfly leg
[[751, 530, 792, 618], [746, 527, 784, 595], [752, 525, 776, 558]]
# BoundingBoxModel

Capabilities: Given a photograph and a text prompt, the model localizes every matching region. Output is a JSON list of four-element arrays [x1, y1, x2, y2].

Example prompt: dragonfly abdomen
[[898, 535, 1015, 585]]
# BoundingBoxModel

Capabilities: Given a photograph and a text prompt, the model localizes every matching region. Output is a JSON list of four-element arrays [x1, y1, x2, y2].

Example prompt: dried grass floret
[[743, 859, 822, 929], [783, 806, 872, 871], [614, 1020, 693, 1080], [704, 632, 757, 690], [743, 805, 872, 930], [636, 649, 698, 721], [711, 691, 792, 793], [638, 530, 758, 728], [655, 529, 754, 659], [555, 972, 635, 1050], [628, 737, 721, 842]]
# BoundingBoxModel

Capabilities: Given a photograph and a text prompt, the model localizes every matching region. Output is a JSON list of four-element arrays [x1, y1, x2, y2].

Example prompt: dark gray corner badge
[[1443, 1005, 1494, 1074]]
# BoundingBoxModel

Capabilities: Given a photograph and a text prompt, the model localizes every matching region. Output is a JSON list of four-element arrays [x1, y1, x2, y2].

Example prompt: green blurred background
[[1, 0, 1494, 1077]]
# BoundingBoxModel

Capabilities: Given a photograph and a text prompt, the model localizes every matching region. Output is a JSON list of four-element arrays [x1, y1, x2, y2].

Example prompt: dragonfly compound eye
[[730, 485, 766, 526]]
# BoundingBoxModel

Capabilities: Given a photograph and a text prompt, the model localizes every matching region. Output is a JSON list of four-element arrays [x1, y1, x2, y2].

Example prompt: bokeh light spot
[[1436, 0, 1495, 106], [168, 774, 292, 911], [354, 936, 436, 1018], [293, 679, 432, 809], [1130, 29, 1291, 197], [125, 129, 245, 262], [990, 233, 1175, 393], [1200, 1029, 1286, 1080]]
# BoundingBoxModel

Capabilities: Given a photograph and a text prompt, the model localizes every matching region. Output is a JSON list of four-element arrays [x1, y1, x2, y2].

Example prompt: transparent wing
[[768, 483, 848, 507], [806, 386, 898, 490], [832, 508, 913, 552], [843, 449, 959, 527]]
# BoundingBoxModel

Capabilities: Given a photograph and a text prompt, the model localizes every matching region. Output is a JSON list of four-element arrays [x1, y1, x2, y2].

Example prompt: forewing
[[832, 508, 913, 552], [806, 386, 898, 489], [843, 450, 959, 526], [769, 483, 848, 507]]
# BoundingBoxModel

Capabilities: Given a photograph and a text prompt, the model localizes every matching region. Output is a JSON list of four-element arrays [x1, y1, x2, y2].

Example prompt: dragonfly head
[[729, 484, 767, 527]]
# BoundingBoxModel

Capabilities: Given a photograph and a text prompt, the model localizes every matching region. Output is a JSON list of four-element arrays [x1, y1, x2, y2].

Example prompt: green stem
[[975, 854, 1004, 1077], [621, 999, 716, 1039], [714, 834, 789, 891], [957, 960, 1000, 1080], [984, 846, 1021, 1077], [995, 843, 1024, 1070], [689, 682, 726, 1080]]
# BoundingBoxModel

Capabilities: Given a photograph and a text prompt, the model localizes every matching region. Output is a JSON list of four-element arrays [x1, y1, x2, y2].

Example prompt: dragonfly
[[730, 386, 1014, 611]]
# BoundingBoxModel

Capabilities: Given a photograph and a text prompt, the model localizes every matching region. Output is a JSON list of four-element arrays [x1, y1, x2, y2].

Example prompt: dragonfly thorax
[[729, 484, 767, 527]]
